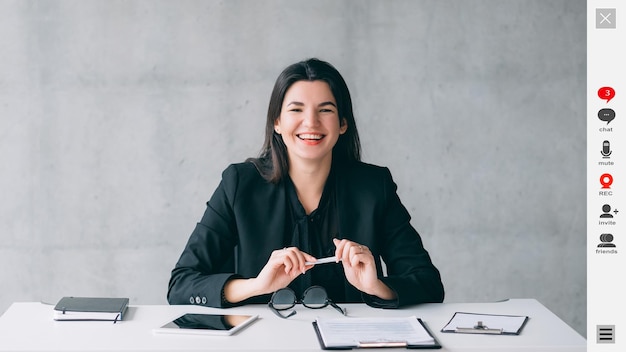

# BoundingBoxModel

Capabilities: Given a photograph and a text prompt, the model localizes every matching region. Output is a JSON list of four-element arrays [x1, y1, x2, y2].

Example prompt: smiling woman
[[274, 80, 348, 213], [275, 81, 347, 168], [167, 58, 444, 311]]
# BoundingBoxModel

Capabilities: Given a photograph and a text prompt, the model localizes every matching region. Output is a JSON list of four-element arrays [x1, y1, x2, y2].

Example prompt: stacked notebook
[[53, 296, 129, 322]]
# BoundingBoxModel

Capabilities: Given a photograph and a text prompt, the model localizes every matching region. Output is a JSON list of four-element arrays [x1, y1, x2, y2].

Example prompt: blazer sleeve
[[167, 164, 242, 307], [377, 166, 444, 306]]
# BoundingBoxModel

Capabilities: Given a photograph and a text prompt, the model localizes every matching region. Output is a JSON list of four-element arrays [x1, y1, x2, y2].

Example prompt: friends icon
[[597, 233, 616, 248]]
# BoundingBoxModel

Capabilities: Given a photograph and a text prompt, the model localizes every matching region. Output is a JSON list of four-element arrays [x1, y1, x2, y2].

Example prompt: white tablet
[[153, 313, 258, 336]]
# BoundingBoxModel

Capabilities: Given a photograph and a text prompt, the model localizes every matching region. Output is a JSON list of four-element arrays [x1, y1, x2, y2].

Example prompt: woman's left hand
[[333, 238, 396, 300]]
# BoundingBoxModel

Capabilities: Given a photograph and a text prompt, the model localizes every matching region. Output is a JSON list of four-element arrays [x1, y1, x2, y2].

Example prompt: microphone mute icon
[[601, 140, 612, 159]]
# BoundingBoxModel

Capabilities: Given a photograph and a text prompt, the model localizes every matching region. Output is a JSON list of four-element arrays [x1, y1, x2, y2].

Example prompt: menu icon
[[597, 325, 615, 343]]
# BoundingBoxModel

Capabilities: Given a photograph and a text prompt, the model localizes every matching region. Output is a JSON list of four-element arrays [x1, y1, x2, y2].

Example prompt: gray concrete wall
[[0, 0, 586, 337]]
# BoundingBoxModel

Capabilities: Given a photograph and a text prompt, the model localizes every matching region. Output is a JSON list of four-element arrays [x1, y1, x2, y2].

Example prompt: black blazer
[[167, 161, 444, 308]]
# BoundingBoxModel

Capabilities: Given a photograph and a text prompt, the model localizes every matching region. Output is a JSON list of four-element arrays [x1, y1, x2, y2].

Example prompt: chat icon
[[598, 87, 615, 103], [598, 108, 615, 124]]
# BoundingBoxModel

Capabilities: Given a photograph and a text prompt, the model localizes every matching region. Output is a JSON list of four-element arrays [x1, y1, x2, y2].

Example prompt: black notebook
[[53, 296, 129, 321]]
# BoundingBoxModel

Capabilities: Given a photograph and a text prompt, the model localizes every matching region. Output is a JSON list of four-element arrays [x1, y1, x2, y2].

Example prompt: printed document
[[315, 316, 435, 348]]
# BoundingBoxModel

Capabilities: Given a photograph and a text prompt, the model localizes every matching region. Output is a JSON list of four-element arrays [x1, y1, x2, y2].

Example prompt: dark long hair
[[248, 58, 361, 183]]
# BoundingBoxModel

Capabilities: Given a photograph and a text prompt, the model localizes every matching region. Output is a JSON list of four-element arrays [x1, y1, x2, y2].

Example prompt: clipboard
[[312, 317, 442, 350], [441, 312, 529, 336]]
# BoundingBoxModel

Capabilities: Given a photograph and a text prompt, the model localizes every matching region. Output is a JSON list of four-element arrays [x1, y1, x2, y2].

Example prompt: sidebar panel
[[588, 1, 624, 351]]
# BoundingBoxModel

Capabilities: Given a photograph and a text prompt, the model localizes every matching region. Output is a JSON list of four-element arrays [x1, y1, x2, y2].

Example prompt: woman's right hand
[[253, 247, 316, 294], [223, 247, 316, 303]]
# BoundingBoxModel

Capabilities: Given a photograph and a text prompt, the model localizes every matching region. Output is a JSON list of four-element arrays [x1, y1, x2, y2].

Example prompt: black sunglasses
[[268, 285, 347, 318]]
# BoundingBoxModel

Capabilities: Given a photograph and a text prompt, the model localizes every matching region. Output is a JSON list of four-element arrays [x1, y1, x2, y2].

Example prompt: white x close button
[[596, 8, 616, 29]]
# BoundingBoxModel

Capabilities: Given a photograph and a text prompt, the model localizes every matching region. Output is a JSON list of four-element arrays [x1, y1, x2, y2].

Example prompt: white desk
[[0, 299, 585, 351]]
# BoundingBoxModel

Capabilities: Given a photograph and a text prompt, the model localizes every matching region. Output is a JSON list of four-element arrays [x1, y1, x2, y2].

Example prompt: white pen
[[305, 256, 341, 265]]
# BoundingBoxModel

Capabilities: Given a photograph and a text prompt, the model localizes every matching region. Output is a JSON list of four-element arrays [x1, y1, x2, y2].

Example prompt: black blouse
[[284, 168, 347, 302]]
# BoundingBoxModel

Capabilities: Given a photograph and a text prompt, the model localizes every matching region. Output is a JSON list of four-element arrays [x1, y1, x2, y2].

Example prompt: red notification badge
[[598, 87, 615, 103]]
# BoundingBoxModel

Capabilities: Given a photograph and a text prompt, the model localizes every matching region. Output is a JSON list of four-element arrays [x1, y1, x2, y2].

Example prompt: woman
[[167, 58, 444, 309]]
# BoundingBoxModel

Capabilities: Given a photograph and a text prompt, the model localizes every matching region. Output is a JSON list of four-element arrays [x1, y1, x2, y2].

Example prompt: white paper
[[315, 316, 435, 347], [442, 312, 528, 334]]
